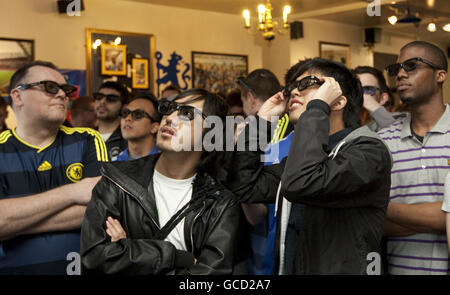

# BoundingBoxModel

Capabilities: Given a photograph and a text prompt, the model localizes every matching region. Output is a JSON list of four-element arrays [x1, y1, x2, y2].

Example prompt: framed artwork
[[319, 41, 351, 67], [191, 51, 248, 95], [132, 58, 149, 89], [101, 43, 127, 76], [0, 38, 34, 97], [86, 28, 155, 94]]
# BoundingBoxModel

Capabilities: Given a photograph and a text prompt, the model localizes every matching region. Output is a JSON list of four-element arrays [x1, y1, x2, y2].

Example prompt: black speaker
[[290, 21, 303, 40], [364, 28, 381, 46], [57, 0, 85, 14]]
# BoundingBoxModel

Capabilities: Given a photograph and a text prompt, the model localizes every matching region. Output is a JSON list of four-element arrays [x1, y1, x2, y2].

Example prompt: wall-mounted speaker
[[364, 28, 381, 46], [57, 0, 85, 14], [290, 21, 304, 40]]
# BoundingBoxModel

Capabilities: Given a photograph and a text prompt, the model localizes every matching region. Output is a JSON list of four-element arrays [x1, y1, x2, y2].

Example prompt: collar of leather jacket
[[100, 153, 220, 203]]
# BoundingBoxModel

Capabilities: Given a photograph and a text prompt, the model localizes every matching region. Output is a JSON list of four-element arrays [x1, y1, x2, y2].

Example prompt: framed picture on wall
[[101, 43, 127, 76], [0, 38, 34, 97], [191, 51, 248, 95], [132, 58, 149, 89], [86, 28, 155, 94], [319, 41, 351, 67]]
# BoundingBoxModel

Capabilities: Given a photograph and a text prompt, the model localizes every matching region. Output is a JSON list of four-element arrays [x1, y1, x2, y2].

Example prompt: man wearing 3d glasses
[[0, 61, 107, 274], [227, 58, 393, 274], [81, 89, 244, 274], [378, 41, 449, 275], [353, 66, 406, 131], [93, 81, 129, 161], [116, 92, 161, 161]]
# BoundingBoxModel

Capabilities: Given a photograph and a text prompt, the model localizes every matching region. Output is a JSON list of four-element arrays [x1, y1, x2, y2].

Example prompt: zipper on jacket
[[190, 201, 206, 255], [102, 174, 160, 229]]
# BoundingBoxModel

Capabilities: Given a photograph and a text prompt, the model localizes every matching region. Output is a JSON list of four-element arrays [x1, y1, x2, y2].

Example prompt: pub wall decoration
[[86, 28, 155, 94], [192, 51, 248, 95], [155, 51, 191, 96], [0, 37, 34, 97]]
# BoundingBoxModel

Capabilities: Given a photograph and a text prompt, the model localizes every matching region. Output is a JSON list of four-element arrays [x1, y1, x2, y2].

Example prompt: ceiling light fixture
[[242, 0, 292, 41], [427, 22, 437, 32], [388, 15, 398, 25]]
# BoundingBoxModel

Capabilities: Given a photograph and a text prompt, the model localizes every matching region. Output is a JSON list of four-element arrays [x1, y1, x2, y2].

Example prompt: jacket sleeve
[[281, 100, 392, 208], [370, 106, 397, 130], [226, 117, 285, 204], [174, 194, 242, 275], [80, 176, 195, 274]]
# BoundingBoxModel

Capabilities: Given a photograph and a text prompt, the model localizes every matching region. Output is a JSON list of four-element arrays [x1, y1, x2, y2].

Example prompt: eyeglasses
[[362, 85, 381, 96], [120, 108, 156, 121], [92, 92, 122, 103], [16, 80, 77, 98], [158, 99, 207, 121], [283, 75, 324, 98], [385, 57, 443, 77]]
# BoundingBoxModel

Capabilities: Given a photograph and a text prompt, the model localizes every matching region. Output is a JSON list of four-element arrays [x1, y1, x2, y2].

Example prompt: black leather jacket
[[81, 154, 242, 275]]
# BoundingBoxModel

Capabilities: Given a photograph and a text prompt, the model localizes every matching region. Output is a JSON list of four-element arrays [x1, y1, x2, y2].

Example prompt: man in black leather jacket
[[227, 58, 393, 274], [81, 89, 243, 275]]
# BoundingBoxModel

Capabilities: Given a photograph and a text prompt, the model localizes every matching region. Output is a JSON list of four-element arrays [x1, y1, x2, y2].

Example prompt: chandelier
[[242, 0, 292, 41]]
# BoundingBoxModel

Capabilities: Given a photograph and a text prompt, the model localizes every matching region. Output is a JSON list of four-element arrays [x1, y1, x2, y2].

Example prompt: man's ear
[[9, 89, 24, 108], [436, 69, 447, 84], [330, 96, 347, 111], [150, 122, 160, 135], [247, 91, 256, 105], [379, 93, 390, 107]]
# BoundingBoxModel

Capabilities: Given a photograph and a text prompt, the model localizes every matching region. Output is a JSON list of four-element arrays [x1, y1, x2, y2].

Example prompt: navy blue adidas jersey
[[0, 126, 108, 274]]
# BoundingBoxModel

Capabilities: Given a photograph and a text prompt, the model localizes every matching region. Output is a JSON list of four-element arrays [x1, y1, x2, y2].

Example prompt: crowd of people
[[0, 40, 449, 275]]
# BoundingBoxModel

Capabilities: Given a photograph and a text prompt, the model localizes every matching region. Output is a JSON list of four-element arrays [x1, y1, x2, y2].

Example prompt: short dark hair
[[162, 84, 182, 95], [130, 91, 161, 122], [225, 90, 243, 108], [401, 41, 448, 71], [285, 58, 312, 85], [70, 96, 94, 118], [352, 66, 393, 108], [98, 81, 129, 104], [8, 61, 59, 106], [238, 69, 281, 101], [0, 97, 7, 110], [287, 58, 363, 130]]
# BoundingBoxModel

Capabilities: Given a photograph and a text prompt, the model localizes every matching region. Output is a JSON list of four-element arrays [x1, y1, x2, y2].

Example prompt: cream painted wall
[[0, 0, 264, 128], [0, 0, 263, 85]]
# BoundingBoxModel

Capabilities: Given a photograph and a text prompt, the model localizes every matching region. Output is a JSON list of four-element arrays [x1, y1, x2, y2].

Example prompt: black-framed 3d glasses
[[362, 85, 381, 96], [385, 57, 443, 77], [92, 92, 122, 103], [15, 80, 77, 98], [283, 75, 324, 98], [158, 99, 207, 121], [120, 108, 157, 121]]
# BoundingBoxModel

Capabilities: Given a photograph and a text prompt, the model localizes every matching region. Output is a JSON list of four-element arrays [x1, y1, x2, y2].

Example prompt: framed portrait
[[101, 43, 127, 76], [191, 51, 248, 95], [319, 41, 351, 67], [86, 28, 155, 94], [132, 58, 149, 89], [0, 38, 34, 96]]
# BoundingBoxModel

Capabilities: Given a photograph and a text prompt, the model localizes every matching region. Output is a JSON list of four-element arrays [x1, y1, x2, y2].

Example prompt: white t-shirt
[[100, 132, 112, 143], [152, 169, 196, 251], [441, 172, 450, 212]]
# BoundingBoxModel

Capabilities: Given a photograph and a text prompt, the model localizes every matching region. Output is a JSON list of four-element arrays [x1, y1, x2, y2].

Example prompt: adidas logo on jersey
[[38, 161, 53, 172]]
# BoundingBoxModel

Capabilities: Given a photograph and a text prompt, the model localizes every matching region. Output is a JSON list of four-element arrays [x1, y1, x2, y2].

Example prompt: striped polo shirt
[[378, 104, 450, 275], [0, 126, 108, 274]]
